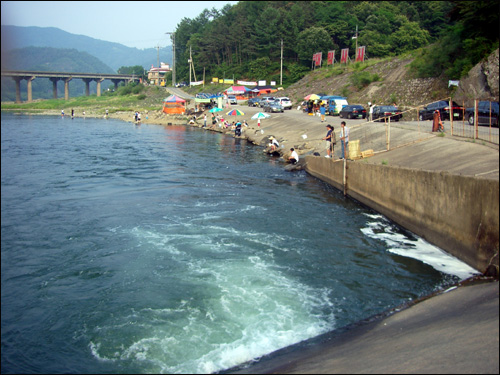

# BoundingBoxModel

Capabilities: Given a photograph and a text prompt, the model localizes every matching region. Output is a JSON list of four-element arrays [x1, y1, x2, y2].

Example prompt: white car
[[228, 95, 237, 105], [276, 97, 292, 110]]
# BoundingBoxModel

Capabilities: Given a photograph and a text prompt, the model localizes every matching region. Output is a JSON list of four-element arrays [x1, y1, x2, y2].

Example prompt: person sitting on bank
[[235, 122, 242, 136], [289, 148, 299, 164], [269, 136, 279, 151]]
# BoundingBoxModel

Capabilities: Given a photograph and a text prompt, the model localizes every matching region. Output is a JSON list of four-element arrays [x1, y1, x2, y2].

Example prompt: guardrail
[[347, 98, 498, 158]]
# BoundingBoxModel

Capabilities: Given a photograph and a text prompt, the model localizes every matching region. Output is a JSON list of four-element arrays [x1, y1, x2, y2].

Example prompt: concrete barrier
[[305, 156, 499, 275]]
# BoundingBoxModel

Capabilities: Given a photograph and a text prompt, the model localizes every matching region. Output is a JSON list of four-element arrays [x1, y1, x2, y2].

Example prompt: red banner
[[312, 52, 322, 67], [327, 50, 335, 65], [340, 48, 349, 64], [356, 46, 366, 62]]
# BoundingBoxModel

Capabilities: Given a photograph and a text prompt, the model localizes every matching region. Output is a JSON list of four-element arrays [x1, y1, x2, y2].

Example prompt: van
[[321, 96, 348, 116]]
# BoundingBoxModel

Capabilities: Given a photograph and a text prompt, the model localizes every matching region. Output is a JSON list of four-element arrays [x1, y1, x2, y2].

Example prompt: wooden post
[[475, 99, 479, 139], [449, 98, 453, 135]]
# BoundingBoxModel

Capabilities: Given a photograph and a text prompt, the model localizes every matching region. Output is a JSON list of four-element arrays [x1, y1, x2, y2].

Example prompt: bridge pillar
[[111, 79, 122, 91], [49, 77, 60, 99], [26, 76, 35, 103], [96, 78, 105, 97], [64, 77, 72, 100], [13, 77, 22, 103], [82, 78, 93, 96]]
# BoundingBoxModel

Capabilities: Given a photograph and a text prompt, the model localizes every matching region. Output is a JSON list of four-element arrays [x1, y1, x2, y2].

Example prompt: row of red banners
[[313, 47, 366, 66]]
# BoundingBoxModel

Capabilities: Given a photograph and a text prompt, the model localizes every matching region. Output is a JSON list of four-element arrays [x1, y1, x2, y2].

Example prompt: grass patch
[[1, 85, 167, 112]]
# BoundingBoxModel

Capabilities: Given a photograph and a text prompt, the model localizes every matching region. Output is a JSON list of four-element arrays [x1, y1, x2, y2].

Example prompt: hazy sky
[[1, 1, 238, 49]]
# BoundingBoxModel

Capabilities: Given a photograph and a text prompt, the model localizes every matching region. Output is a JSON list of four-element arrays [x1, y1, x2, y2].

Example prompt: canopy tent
[[162, 95, 186, 114], [252, 85, 278, 96], [225, 86, 250, 95], [163, 95, 186, 103]]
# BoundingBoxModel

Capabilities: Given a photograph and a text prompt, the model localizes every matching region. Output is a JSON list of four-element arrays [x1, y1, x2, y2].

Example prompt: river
[[1, 113, 477, 374]]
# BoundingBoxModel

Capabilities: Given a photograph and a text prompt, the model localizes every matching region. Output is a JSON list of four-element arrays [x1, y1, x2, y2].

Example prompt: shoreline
[[225, 278, 498, 374]]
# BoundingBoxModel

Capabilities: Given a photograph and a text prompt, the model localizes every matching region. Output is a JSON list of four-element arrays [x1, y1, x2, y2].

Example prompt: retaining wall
[[305, 156, 499, 276]]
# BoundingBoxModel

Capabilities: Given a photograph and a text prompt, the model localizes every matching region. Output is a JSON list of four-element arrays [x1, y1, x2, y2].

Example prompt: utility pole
[[280, 39, 283, 86], [354, 25, 358, 61], [188, 45, 197, 86], [189, 45, 192, 87], [165, 32, 176, 87]]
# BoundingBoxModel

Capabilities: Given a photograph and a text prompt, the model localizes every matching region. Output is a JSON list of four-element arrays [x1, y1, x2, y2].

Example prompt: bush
[[350, 71, 380, 90], [137, 94, 147, 100], [132, 85, 144, 95], [118, 85, 133, 96]]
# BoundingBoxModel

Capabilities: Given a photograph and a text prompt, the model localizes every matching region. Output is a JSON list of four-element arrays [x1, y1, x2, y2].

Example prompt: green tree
[[117, 65, 145, 79], [295, 27, 334, 66], [390, 21, 430, 54]]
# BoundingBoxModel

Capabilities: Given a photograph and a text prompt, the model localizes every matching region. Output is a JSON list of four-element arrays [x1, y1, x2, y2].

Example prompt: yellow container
[[349, 140, 361, 159]]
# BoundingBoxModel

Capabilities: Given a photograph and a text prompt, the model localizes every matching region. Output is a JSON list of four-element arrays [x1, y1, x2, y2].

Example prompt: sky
[[1, 1, 238, 50]]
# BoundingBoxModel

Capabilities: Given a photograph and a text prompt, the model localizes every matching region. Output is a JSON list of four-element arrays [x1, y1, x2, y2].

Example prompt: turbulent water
[[1, 113, 478, 374]]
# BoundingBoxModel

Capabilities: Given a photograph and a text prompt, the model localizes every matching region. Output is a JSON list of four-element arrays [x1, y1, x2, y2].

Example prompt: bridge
[[1, 70, 141, 103]]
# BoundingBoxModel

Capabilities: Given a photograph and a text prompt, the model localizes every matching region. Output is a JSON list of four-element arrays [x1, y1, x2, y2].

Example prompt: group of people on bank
[[286, 120, 349, 165], [321, 121, 350, 160]]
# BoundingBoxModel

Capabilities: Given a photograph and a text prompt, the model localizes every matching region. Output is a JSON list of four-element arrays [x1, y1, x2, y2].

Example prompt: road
[[242, 102, 499, 145]]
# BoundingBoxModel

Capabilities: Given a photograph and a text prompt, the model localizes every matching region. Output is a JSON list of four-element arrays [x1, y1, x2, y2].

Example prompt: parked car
[[465, 101, 499, 126], [247, 97, 261, 107], [418, 100, 464, 121], [339, 105, 367, 119], [372, 105, 402, 122], [264, 101, 283, 113], [228, 95, 237, 105], [275, 97, 292, 110], [259, 96, 276, 108]]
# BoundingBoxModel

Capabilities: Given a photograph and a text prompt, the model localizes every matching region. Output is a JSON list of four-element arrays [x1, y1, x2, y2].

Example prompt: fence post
[[462, 100, 465, 137], [387, 116, 391, 150], [475, 99, 479, 139], [449, 98, 454, 135], [343, 158, 347, 196]]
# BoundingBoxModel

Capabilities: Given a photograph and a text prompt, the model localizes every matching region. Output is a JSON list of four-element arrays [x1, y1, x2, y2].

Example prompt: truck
[[321, 96, 349, 116]]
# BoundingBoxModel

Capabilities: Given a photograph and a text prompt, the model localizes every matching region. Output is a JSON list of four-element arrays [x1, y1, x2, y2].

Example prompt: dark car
[[247, 97, 261, 107], [339, 105, 367, 119], [372, 105, 402, 122], [465, 101, 499, 126], [419, 100, 464, 121]]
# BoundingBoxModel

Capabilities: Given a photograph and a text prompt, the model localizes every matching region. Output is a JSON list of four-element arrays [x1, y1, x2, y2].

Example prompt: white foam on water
[[361, 214, 479, 280], [90, 224, 336, 373]]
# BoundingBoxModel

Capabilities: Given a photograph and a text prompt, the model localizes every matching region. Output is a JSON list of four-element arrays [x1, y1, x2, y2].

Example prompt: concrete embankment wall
[[304, 156, 499, 276]]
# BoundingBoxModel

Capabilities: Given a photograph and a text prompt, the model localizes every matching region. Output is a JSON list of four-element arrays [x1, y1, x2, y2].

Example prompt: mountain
[[2, 46, 116, 73], [1, 25, 172, 71], [1, 47, 117, 101]]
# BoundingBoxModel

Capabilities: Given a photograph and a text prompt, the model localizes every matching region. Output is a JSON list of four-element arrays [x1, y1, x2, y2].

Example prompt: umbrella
[[251, 112, 271, 120], [304, 94, 320, 101], [209, 107, 223, 113], [226, 109, 245, 116]]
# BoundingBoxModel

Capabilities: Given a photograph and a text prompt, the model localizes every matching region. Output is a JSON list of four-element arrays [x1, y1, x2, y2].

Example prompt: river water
[[1, 113, 478, 374]]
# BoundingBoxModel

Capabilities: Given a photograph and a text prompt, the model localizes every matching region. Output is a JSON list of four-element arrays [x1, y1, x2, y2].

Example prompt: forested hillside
[[1, 1, 497, 102], [173, 1, 498, 85]]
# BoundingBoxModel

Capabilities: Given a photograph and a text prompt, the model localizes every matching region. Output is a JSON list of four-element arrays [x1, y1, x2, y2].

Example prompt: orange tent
[[162, 95, 186, 114]]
